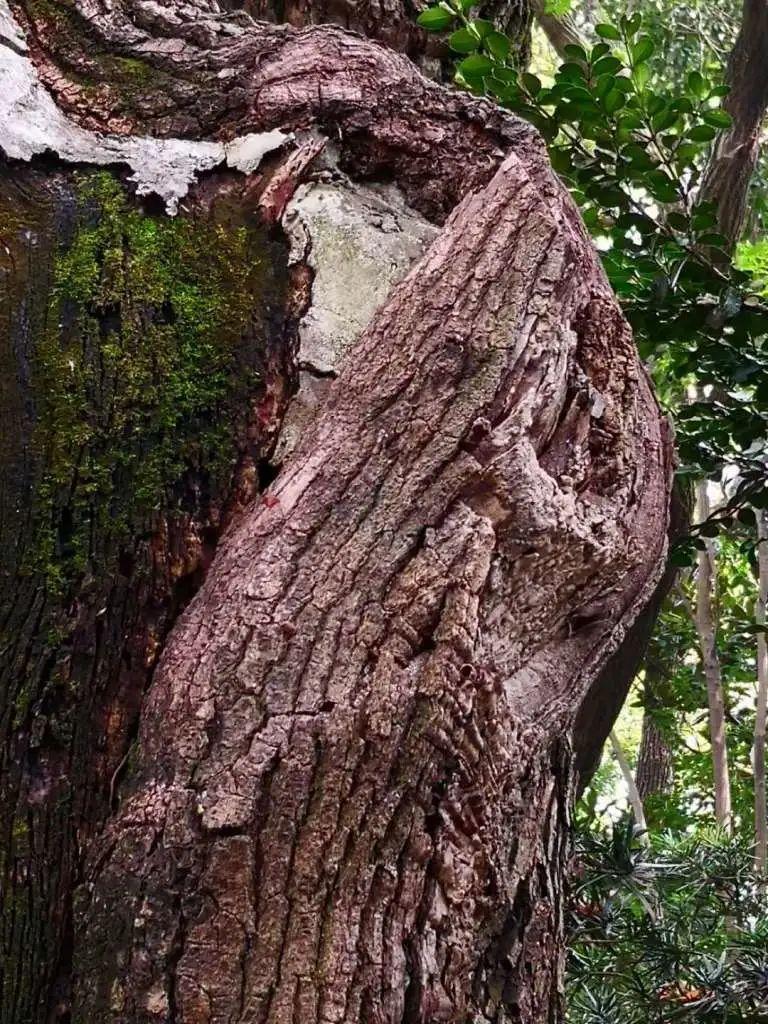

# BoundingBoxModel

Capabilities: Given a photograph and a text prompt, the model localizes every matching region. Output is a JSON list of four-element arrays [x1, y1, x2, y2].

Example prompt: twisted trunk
[[0, 1, 673, 1020]]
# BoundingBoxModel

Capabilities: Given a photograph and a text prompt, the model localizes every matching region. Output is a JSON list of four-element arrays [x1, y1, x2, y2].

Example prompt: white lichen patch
[[283, 180, 438, 374], [226, 131, 292, 175], [0, 1, 291, 212], [275, 179, 438, 460]]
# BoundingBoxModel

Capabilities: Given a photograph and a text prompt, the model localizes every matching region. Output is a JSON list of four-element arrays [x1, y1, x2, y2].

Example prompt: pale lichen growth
[[0, 1, 292, 212]]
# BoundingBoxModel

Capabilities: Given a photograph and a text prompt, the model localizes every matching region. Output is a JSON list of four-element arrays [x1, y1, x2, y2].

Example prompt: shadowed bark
[[636, 711, 673, 803], [1, 1, 673, 1020]]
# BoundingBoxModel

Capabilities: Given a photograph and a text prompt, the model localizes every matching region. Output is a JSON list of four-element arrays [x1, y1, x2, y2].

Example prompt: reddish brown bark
[[1, 2, 674, 1021], [77, 149, 671, 1021], [233, 0, 532, 70]]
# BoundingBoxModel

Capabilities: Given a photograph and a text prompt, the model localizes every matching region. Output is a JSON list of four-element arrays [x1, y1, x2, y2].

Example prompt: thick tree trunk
[[0, 1, 673, 1020]]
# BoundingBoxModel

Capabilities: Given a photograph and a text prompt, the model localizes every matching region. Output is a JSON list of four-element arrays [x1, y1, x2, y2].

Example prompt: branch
[[531, 0, 586, 59], [693, 478, 733, 832], [609, 728, 649, 842]]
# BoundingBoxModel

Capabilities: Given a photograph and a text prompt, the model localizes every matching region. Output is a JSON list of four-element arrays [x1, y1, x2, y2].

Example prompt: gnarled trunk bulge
[[0, 1, 673, 1021]]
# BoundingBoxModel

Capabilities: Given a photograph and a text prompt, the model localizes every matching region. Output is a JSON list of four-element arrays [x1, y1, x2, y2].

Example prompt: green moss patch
[[28, 172, 277, 591]]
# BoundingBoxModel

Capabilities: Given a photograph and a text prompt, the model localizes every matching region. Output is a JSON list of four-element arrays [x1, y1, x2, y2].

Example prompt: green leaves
[[448, 26, 479, 52], [595, 23, 622, 40], [687, 70, 707, 98], [416, 6, 454, 30], [630, 36, 655, 65], [457, 53, 493, 77], [702, 108, 733, 129]]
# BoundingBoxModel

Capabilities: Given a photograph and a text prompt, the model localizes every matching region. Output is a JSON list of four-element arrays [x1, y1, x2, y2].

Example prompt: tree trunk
[[531, 0, 585, 60], [693, 480, 733, 831], [608, 730, 648, 839], [699, 0, 768, 249], [0, 1, 673, 1020], [635, 711, 673, 803], [755, 508, 768, 875]]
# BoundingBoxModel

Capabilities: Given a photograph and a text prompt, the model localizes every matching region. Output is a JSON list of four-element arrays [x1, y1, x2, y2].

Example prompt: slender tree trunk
[[0, 1, 673, 1020], [531, 0, 585, 59], [635, 710, 673, 803], [609, 729, 648, 839], [755, 508, 768, 875], [635, 658, 674, 806], [700, 0, 768, 249], [693, 480, 733, 831]]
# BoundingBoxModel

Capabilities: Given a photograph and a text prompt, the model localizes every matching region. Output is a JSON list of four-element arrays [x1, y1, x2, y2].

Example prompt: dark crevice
[[257, 456, 282, 491]]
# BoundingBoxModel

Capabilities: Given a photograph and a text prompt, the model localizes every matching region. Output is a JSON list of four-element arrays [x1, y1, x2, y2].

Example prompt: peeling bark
[[0, 1, 674, 1020]]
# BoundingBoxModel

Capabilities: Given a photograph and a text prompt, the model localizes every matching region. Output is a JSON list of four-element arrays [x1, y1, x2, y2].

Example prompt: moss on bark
[[29, 172, 272, 592], [0, 164, 292, 1023]]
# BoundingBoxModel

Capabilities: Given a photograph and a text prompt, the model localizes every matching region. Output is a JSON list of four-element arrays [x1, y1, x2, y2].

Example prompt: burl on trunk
[[0, 1, 673, 1021]]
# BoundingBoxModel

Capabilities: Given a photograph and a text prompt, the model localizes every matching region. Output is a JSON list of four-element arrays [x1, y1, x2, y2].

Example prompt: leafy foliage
[[568, 822, 768, 1023]]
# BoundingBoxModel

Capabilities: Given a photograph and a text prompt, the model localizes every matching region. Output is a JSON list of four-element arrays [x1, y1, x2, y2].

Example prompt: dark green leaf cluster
[[569, 822, 768, 1023]]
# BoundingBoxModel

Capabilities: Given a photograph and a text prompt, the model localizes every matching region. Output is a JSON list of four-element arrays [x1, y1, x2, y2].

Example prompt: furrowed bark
[[0, 162, 298, 1024], [636, 709, 673, 803], [1, 1, 673, 1020], [77, 150, 670, 1023], [235, 0, 534, 72]]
